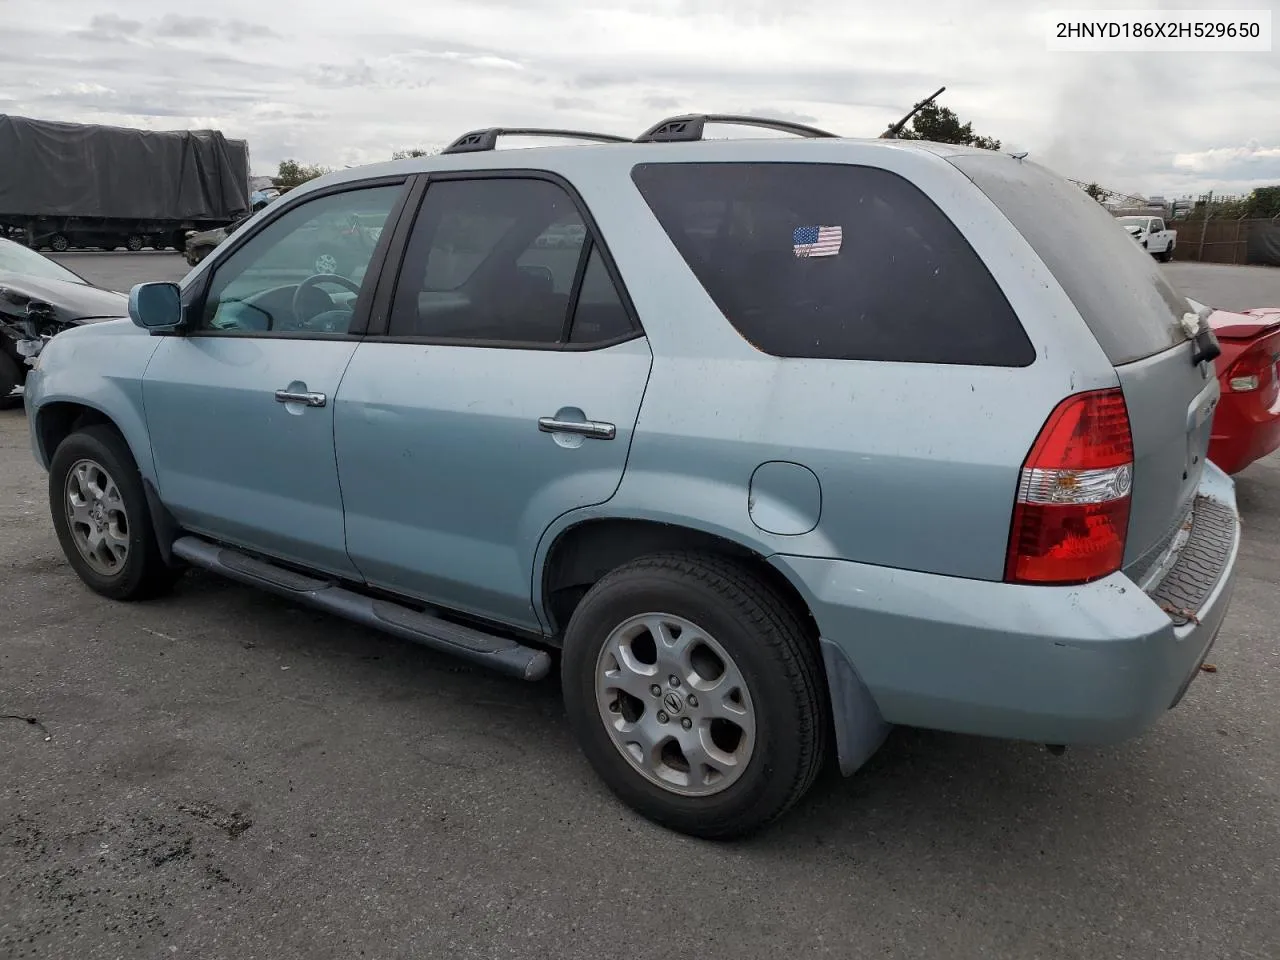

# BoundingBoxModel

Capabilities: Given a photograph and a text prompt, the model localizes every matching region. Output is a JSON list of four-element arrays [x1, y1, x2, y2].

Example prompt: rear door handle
[[537, 417, 616, 440], [275, 389, 327, 407]]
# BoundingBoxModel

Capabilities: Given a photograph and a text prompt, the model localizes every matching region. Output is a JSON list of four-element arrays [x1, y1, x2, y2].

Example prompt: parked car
[[0, 237, 126, 402], [185, 214, 253, 267], [1187, 297, 1280, 474], [22, 119, 1240, 839], [1116, 215, 1177, 261]]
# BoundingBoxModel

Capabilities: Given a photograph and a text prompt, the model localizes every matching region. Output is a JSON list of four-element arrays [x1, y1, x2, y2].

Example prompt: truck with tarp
[[0, 115, 251, 253]]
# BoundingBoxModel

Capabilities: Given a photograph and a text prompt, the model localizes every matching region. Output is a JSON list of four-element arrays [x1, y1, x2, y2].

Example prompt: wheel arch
[[37, 399, 181, 565], [34, 399, 153, 484], [537, 516, 820, 642]]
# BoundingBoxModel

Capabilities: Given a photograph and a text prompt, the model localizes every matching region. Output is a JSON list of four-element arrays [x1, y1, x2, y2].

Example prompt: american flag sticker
[[792, 225, 843, 258]]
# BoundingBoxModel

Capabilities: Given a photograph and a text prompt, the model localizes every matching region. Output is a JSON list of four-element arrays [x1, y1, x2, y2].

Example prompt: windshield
[[0, 239, 86, 284], [1115, 217, 1149, 227]]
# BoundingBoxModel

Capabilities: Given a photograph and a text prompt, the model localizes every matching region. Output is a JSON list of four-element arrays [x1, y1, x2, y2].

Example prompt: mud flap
[[820, 638, 892, 776]]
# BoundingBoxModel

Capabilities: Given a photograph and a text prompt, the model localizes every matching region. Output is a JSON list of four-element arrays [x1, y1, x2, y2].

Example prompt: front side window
[[631, 162, 1034, 366], [199, 184, 402, 336], [388, 177, 630, 345]]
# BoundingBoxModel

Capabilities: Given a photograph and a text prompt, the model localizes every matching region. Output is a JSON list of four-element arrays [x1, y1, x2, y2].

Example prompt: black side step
[[171, 537, 552, 681]]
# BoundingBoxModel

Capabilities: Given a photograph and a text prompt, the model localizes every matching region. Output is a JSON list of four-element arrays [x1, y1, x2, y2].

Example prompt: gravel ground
[[1, 254, 1278, 960]]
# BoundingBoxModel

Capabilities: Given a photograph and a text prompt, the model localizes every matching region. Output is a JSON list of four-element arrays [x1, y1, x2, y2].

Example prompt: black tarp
[[1247, 220, 1280, 267], [0, 115, 250, 220]]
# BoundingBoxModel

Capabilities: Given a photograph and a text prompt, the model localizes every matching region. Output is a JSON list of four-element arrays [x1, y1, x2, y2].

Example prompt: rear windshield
[[949, 154, 1189, 366], [630, 162, 1035, 367]]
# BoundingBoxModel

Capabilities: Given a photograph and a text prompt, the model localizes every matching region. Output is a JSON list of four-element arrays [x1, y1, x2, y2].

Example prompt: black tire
[[125, 235, 144, 252], [49, 425, 182, 601], [1159, 244, 1174, 263], [0, 349, 20, 402], [562, 552, 829, 840], [49, 234, 69, 253]]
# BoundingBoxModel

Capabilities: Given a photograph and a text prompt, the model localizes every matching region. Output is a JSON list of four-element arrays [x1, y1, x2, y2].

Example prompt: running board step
[[171, 536, 552, 681]]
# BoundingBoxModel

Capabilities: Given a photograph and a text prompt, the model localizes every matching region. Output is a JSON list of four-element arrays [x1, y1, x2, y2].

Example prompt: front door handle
[[538, 416, 616, 440], [275, 389, 327, 407]]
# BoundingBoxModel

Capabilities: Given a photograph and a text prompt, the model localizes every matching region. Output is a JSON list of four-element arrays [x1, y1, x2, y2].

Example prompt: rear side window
[[630, 162, 1034, 366], [950, 154, 1189, 366]]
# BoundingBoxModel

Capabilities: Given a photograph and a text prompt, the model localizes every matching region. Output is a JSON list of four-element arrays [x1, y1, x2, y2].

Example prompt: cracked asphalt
[[1, 254, 1278, 959]]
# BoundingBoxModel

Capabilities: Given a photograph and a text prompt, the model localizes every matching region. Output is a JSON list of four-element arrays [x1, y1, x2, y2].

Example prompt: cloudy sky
[[1, 0, 1276, 198]]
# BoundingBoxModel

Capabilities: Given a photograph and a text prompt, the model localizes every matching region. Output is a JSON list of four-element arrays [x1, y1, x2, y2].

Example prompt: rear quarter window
[[630, 162, 1035, 367], [949, 154, 1189, 366]]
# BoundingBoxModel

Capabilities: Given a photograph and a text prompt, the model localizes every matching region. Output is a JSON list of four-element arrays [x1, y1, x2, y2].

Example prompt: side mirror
[[128, 282, 184, 331]]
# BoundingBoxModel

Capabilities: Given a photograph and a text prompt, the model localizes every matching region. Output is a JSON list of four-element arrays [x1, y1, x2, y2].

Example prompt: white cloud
[[1174, 143, 1280, 173], [0, 0, 1276, 198]]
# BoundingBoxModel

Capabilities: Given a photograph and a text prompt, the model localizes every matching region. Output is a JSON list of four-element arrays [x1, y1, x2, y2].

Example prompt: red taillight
[[1224, 335, 1280, 398], [1005, 388, 1134, 586]]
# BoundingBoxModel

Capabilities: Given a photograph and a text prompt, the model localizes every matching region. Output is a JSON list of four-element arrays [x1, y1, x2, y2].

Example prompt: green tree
[[392, 147, 436, 159], [1244, 185, 1280, 219], [275, 158, 332, 189], [897, 103, 1001, 150]]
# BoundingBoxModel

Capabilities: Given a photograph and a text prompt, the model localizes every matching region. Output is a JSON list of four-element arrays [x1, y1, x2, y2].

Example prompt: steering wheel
[[291, 273, 362, 332]]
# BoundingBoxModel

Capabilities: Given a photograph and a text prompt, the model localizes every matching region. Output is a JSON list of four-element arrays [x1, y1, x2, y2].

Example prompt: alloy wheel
[[64, 458, 130, 576], [594, 612, 756, 797]]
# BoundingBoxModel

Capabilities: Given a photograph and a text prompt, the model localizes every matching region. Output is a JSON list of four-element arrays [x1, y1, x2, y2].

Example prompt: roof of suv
[[300, 116, 1011, 195]]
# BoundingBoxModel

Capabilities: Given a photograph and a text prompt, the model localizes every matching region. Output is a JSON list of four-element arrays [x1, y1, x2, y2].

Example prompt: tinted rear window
[[949, 154, 1189, 366], [631, 162, 1034, 366]]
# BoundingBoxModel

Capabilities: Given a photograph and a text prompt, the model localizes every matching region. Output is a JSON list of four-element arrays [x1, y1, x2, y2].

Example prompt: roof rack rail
[[635, 114, 839, 144], [440, 127, 632, 155]]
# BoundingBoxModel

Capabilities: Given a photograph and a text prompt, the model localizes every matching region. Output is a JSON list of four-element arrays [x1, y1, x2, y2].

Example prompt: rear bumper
[[773, 464, 1240, 768]]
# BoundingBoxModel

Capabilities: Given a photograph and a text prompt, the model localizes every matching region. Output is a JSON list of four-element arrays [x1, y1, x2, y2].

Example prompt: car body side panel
[[141, 335, 363, 578], [528, 144, 1119, 593], [336, 336, 653, 632], [24, 319, 163, 477]]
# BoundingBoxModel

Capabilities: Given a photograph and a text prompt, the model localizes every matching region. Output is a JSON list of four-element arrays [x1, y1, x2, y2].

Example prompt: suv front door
[[334, 174, 651, 630], [142, 180, 409, 576]]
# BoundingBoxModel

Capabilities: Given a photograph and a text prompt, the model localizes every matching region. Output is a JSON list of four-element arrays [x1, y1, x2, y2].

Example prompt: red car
[[1191, 298, 1280, 475]]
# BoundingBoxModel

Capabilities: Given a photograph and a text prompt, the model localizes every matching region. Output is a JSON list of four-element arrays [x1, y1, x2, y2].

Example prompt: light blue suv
[[23, 117, 1241, 839]]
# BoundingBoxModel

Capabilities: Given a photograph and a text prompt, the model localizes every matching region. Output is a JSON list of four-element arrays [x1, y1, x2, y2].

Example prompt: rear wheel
[[49, 426, 182, 601], [1159, 243, 1174, 263], [561, 552, 828, 840], [125, 234, 144, 252]]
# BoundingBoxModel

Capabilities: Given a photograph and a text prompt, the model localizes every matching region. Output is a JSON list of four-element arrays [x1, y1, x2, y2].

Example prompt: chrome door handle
[[275, 389, 327, 407], [538, 417, 616, 440]]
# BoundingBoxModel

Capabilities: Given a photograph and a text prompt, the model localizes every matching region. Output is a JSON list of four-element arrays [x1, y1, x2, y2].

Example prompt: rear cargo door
[[951, 153, 1214, 579], [1113, 342, 1217, 576]]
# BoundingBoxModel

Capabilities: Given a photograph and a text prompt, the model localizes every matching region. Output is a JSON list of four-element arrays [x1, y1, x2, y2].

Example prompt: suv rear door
[[951, 154, 1215, 581], [333, 174, 651, 632]]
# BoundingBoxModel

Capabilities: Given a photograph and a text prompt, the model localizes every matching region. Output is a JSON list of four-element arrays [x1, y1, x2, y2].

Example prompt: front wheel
[[561, 553, 829, 840], [49, 426, 182, 601], [48, 233, 69, 252]]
